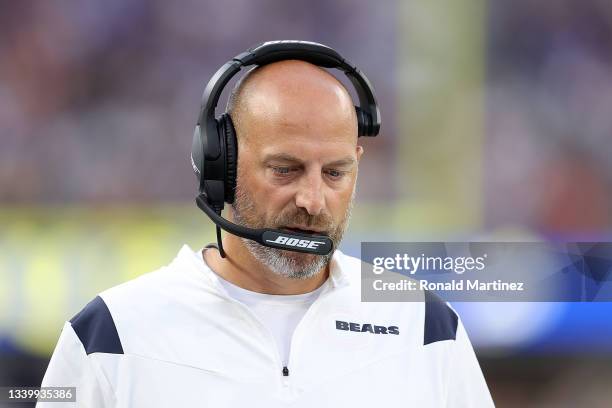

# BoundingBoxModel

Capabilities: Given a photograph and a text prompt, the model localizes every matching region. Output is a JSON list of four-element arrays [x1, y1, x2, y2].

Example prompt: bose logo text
[[266, 235, 325, 249]]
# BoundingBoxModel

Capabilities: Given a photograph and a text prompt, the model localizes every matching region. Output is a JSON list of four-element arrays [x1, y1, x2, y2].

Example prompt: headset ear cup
[[355, 106, 370, 136], [221, 114, 238, 204]]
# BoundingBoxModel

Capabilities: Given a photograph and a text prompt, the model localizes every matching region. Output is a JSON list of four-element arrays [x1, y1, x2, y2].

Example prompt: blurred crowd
[[0, 0, 395, 204], [1, 1, 610, 233], [485, 0, 612, 234]]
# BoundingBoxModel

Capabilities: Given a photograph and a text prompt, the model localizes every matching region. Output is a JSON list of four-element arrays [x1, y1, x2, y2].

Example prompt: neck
[[203, 233, 330, 295]]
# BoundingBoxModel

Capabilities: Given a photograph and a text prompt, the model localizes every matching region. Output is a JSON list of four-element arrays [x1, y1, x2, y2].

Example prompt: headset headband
[[196, 41, 381, 162], [192, 41, 381, 258]]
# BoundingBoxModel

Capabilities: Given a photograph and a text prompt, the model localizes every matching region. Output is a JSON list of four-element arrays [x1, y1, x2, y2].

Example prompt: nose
[[295, 170, 325, 216]]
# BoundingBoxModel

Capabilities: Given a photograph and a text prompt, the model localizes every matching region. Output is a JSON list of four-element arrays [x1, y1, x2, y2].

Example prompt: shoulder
[[69, 295, 124, 355], [422, 290, 459, 345], [336, 250, 459, 345], [68, 246, 212, 355], [67, 266, 181, 355]]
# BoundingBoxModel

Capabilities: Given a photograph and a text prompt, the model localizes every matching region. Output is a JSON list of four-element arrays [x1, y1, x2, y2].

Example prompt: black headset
[[191, 40, 381, 257]]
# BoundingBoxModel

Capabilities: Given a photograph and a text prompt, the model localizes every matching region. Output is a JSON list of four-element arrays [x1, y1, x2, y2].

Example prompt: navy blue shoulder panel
[[70, 296, 124, 355], [423, 290, 458, 345]]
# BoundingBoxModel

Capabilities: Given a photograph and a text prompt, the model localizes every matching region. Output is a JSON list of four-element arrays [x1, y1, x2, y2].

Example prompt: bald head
[[227, 60, 357, 146]]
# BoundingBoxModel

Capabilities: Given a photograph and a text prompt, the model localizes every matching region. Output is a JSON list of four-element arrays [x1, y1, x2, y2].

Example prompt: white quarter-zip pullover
[[211, 251, 328, 367], [38, 245, 494, 407]]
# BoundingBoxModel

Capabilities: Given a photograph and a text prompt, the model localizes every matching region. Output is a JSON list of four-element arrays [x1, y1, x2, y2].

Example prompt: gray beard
[[231, 189, 355, 280], [240, 236, 332, 280]]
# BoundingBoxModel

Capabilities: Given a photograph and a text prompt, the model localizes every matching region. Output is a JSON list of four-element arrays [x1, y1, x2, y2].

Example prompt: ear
[[356, 145, 364, 163]]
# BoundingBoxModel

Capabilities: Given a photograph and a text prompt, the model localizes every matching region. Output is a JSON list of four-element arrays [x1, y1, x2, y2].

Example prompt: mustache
[[273, 208, 334, 233]]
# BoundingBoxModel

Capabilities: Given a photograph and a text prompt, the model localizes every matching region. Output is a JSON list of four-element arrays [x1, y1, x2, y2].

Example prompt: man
[[39, 49, 494, 407]]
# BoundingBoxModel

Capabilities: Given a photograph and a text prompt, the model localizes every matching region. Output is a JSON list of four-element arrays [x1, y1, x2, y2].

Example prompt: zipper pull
[[282, 366, 289, 377]]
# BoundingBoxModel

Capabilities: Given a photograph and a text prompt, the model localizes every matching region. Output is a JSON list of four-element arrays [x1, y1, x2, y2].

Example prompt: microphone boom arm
[[196, 194, 334, 257]]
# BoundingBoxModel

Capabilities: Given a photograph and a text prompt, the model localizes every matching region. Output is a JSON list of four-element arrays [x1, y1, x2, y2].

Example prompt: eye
[[324, 169, 346, 180], [273, 166, 291, 175], [269, 166, 298, 178]]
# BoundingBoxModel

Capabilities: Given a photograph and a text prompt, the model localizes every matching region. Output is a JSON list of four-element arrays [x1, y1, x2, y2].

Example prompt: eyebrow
[[263, 153, 356, 167]]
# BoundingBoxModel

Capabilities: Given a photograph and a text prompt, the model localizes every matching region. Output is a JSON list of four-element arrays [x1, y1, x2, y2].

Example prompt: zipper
[[284, 281, 340, 379], [203, 265, 347, 387], [208, 286, 288, 383], [197, 250, 288, 381]]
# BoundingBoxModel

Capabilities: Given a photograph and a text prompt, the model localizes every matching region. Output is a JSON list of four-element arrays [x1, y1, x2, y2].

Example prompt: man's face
[[229, 63, 363, 279]]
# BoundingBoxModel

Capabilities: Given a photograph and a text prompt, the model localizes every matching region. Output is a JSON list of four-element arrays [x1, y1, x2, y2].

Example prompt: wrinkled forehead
[[256, 134, 357, 167], [239, 105, 358, 166]]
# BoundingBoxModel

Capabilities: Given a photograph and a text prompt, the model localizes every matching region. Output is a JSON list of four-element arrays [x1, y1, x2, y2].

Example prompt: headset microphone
[[196, 194, 334, 257], [192, 41, 380, 258]]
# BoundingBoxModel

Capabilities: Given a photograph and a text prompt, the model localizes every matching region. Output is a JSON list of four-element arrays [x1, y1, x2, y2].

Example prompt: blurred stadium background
[[1, 0, 612, 406]]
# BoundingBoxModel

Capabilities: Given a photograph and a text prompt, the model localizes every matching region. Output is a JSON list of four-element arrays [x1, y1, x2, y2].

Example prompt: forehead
[[241, 107, 357, 162], [239, 91, 357, 154]]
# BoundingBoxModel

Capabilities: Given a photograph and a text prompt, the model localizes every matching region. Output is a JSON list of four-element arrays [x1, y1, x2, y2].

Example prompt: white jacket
[[38, 245, 494, 407]]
